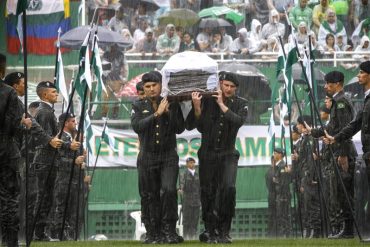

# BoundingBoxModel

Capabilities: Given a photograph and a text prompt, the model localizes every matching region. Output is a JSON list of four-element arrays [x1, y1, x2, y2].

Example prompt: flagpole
[[276, 35, 302, 238], [291, 31, 362, 241], [21, 7, 30, 247]]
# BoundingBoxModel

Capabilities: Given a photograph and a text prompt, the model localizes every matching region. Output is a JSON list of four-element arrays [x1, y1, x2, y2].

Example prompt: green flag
[[74, 31, 92, 99], [102, 125, 118, 152]]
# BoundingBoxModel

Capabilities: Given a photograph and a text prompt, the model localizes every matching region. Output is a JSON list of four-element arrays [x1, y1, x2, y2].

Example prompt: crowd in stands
[[90, 0, 370, 63]]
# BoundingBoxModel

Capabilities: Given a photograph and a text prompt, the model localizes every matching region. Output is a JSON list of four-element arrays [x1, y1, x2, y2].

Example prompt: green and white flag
[[84, 110, 93, 154], [75, 31, 92, 99], [56, 49, 69, 110], [102, 124, 118, 152]]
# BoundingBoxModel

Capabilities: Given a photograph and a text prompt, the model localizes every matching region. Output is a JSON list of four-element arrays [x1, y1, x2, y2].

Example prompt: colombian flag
[[6, 0, 71, 55]]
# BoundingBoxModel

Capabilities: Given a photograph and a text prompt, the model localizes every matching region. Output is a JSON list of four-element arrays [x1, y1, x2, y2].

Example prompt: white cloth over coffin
[[160, 51, 218, 97]]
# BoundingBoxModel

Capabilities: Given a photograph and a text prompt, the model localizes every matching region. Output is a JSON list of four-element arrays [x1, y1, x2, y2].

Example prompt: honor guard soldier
[[308, 71, 357, 238], [325, 61, 370, 240], [0, 76, 27, 246], [131, 71, 185, 244], [32, 81, 63, 241], [179, 157, 201, 240], [186, 71, 248, 243]]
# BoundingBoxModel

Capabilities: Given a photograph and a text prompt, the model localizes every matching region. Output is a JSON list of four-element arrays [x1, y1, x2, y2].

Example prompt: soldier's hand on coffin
[[213, 89, 224, 105], [191, 92, 202, 108], [70, 139, 81, 151], [49, 137, 63, 149], [157, 97, 169, 116]]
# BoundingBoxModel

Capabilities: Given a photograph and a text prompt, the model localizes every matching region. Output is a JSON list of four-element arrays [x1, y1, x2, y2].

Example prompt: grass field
[[29, 239, 365, 247]]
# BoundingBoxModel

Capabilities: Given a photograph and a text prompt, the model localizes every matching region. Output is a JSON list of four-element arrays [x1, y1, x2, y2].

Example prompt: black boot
[[199, 221, 217, 244], [6, 229, 19, 247], [143, 224, 159, 244], [218, 220, 232, 244], [161, 222, 183, 244], [328, 220, 354, 239]]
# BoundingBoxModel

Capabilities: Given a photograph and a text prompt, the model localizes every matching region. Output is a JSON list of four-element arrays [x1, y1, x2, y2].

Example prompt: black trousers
[[137, 150, 179, 231], [198, 149, 239, 231], [33, 163, 57, 234]]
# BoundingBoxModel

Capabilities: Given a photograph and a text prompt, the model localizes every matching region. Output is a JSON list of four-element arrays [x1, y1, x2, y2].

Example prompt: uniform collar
[[40, 100, 53, 108], [365, 88, 370, 99]]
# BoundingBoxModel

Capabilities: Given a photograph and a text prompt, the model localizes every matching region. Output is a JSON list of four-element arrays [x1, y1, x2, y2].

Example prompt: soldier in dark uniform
[[185, 71, 248, 243], [265, 156, 277, 237], [0, 80, 28, 246], [131, 71, 185, 244], [52, 113, 83, 240], [0, 53, 6, 80], [273, 148, 291, 237], [297, 115, 321, 238], [179, 157, 201, 240], [32, 81, 64, 241], [3, 73, 55, 241], [308, 71, 357, 238], [325, 61, 370, 239]]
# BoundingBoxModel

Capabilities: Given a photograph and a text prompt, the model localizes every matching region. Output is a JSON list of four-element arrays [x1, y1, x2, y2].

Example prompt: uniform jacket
[[0, 83, 22, 161], [335, 94, 370, 160], [185, 96, 248, 153], [312, 90, 357, 157], [131, 97, 185, 153], [33, 101, 58, 164], [179, 169, 201, 207], [273, 160, 291, 199]]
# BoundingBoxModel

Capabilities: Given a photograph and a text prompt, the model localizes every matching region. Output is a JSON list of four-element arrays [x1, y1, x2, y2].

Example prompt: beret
[[219, 71, 239, 86], [36, 81, 57, 90], [142, 71, 162, 84], [324, 71, 344, 84], [186, 157, 195, 163], [4, 72, 24, 86], [274, 148, 285, 156], [58, 112, 75, 123], [359, 61, 370, 74]]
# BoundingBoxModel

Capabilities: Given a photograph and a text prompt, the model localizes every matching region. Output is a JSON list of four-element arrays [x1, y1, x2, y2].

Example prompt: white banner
[[88, 125, 362, 168]]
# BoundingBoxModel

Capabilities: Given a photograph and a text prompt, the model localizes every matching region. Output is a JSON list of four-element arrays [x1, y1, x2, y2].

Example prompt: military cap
[[58, 112, 75, 123], [142, 71, 162, 84], [324, 71, 344, 84], [297, 115, 312, 126], [186, 157, 195, 163], [36, 81, 57, 90], [359, 61, 370, 74], [4, 72, 24, 86], [320, 105, 330, 114], [274, 148, 285, 156], [219, 71, 239, 86]]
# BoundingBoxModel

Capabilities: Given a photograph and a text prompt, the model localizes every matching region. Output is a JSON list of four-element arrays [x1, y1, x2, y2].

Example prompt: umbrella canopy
[[198, 6, 244, 24], [120, 0, 159, 11], [59, 25, 133, 49], [158, 8, 200, 27], [278, 64, 325, 85], [199, 18, 232, 28]]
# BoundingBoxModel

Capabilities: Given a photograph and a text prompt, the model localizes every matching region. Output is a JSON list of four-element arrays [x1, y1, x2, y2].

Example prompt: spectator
[[210, 29, 230, 53], [312, 0, 335, 35], [230, 28, 254, 55], [107, 5, 129, 33], [296, 21, 309, 45], [261, 9, 286, 40], [131, 28, 157, 55], [351, 17, 370, 48], [248, 19, 266, 53], [131, 2, 155, 30], [179, 32, 198, 52], [330, 0, 351, 33], [133, 18, 149, 49], [249, 0, 275, 26], [289, 0, 313, 30], [121, 28, 134, 51], [353, 35, 370, 62], [219, 27, 233, 48], [351, 0, 370, 28], [156, 24, 180, 55], [318, 9, 347, 47], [103, 44, 128, 83], [196, 27, 212, 52], [336, 34, 346, 51], [322, 33, 340, 55]]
